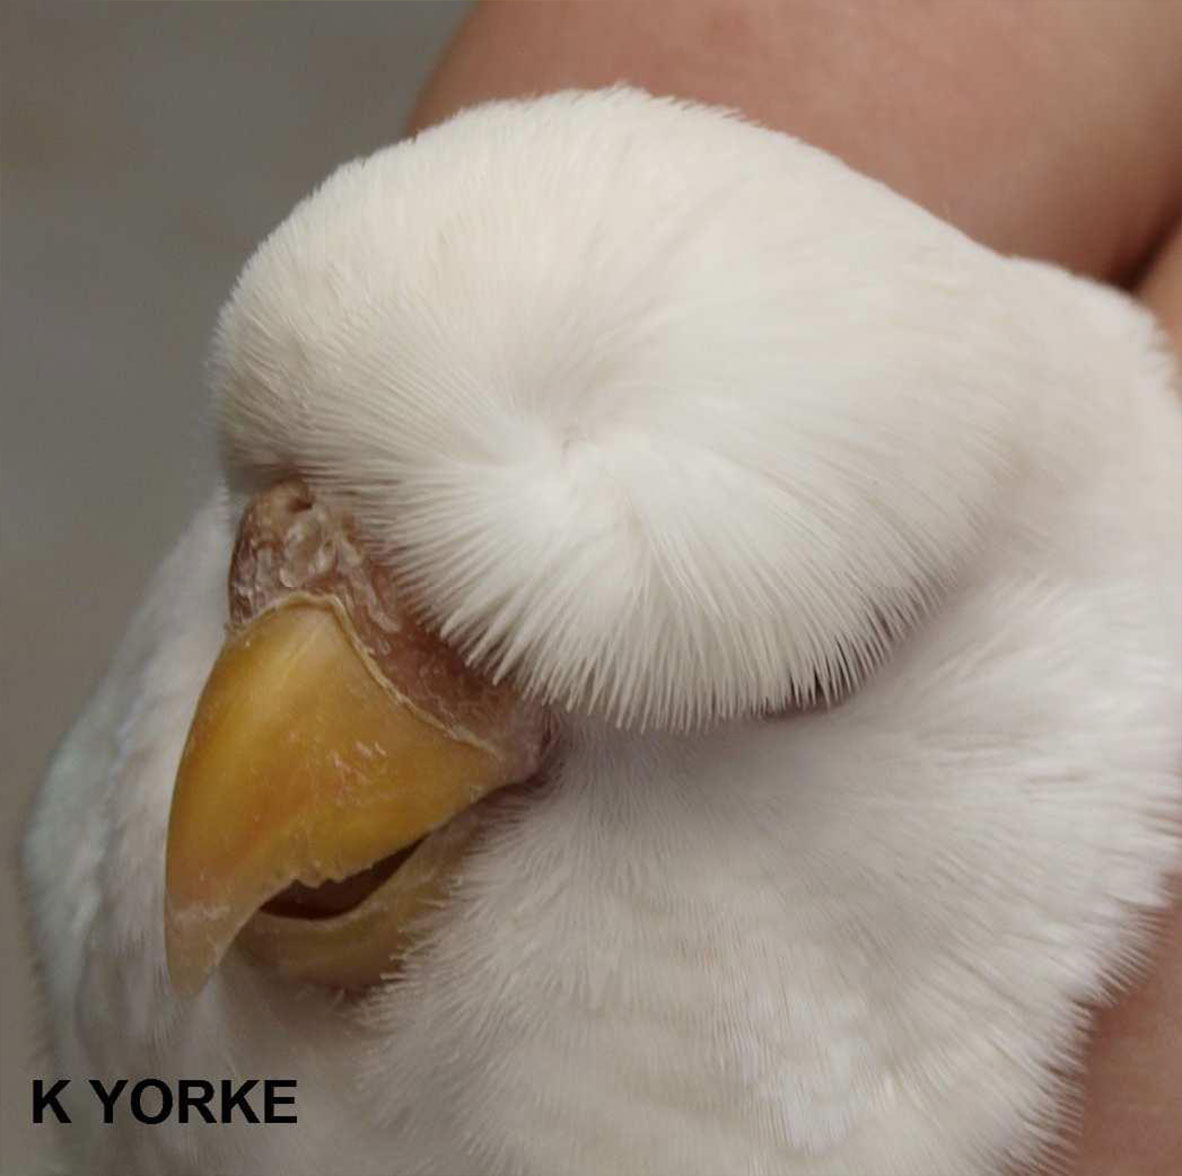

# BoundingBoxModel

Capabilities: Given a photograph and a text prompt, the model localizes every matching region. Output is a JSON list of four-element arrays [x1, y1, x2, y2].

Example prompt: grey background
[[1, 4, 469, 1168]]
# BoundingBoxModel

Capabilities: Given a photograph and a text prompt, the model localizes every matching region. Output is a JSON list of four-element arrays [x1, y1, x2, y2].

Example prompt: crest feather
[[215, 87, 1032, 728]]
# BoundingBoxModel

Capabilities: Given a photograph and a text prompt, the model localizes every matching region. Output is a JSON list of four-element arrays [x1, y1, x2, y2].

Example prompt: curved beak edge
[[164, 602, 510, 996]]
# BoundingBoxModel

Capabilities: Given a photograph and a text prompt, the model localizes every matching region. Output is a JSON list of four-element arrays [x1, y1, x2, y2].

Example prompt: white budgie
[[23, 88, 1181, 1175]]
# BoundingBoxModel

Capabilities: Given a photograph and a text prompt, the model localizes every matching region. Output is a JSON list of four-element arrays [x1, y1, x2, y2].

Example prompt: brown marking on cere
[[230, 479, 545, 779]]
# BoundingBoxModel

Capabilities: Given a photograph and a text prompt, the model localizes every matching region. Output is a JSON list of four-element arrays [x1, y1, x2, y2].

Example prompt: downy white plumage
[[24, 88, 1182, 1175]]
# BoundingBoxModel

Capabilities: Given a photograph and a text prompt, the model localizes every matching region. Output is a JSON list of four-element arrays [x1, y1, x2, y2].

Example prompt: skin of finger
[[1139, 223, 1182, 355], [409, 0, 1182, 283], [1061, 891, 1182, 1176]]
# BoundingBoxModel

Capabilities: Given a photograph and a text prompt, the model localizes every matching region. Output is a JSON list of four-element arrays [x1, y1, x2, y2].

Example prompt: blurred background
[[0, 4, 469, 1167]]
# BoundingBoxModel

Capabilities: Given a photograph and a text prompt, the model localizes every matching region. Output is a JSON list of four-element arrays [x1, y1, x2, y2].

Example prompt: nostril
[[270, 478, 314, 516], [229, 479, 328, 624]]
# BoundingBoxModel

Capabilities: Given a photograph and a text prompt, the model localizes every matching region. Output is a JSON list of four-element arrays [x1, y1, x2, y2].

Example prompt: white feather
[[24, 88, 1181, 1175], [213, 88, 1045, 730]]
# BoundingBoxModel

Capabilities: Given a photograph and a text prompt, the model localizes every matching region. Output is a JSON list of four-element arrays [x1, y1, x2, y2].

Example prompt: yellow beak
[[164, 599, 529, 995]]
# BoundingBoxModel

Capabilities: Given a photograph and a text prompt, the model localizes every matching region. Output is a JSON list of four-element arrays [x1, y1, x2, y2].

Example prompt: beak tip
[[162, 598, 543, 992], [164, 897, 227, 999]]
